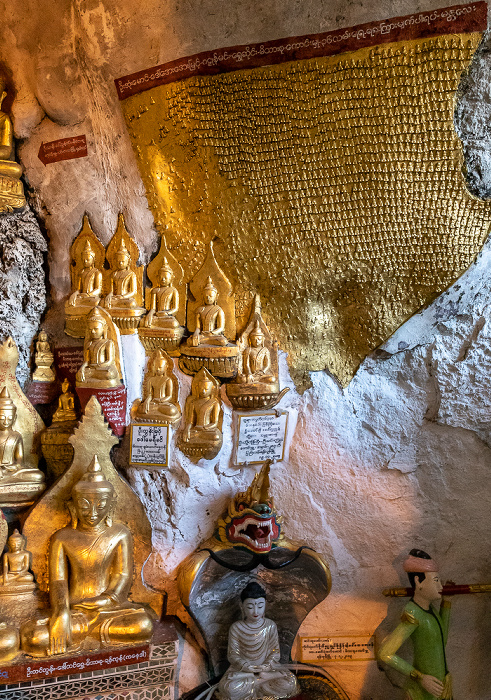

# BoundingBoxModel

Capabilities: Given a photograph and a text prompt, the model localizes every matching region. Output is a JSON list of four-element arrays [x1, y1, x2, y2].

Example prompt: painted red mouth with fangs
[[227, 514, 280, 552]]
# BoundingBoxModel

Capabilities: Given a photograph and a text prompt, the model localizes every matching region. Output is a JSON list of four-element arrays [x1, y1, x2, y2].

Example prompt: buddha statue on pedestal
[[52, 379, 78, 423], [178, 367, 222, 461], [0, 387, 45, 506], [42, 379, 78, 482], [0, 529, 35, 595], [103, 215, 145, 334], [133, 349, 180, 425], [76, 307, 122, 389], [64, 217, 105, 338], [179, 242, 238, 380], [32, 330, 56, 382], [219, 582, 299, 700], [20, 456, 155, 656], [0, 78, 26, 213], [227, 296, 289, 410]]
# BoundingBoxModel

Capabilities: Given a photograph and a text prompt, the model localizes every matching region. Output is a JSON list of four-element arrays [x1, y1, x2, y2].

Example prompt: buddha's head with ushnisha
[[158, 258, 174, 286], [82, 239, 96, 267], [87, 307, 108, 339], [116, 240, 131, 269], [71, 455, 115, 529], [0, 386, 16, 430], [203, 276, 218, 305], [249, 320, 265, 348]]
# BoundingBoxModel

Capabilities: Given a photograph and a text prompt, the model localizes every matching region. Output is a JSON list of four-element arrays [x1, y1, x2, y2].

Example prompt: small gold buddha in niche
[[0, 386, 45, 489], [143, 260, 180, 330], [188, 277, 227, 347], [133, 349, 180, 425], [0, 77, 26, 213], [0, 529, 35, 594], [76, 307, 122, 389], [104, 240, 138, 310], [178, 367, 222, 461], [32, 330, 56, 383], [67, 240, 103, 309], [20, 456, 155, 656], [52, 379, 77, 422]]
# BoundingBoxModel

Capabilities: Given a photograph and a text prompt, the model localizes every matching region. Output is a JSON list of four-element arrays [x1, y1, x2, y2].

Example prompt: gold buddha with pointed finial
[[0, 77, 26, 212], [133, 349, 180, 425], [105, 240, 138, 310], [20, 456, 155, 656], [0, 529, 35, 594], [143, 259, 180, 330], [76, 307, 122, 389], [238, 320, 276, 385], [188, 277, 227, 348], [178, 367, 222, 461], [0, 387, 45, 498], [67, 240, 103, 309], [32, 330, 56, 383]]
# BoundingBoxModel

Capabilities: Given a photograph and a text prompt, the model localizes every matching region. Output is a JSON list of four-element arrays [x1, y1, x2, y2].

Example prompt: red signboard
[[26, 380, 60, 405], [38, 135, 88, 165], [115, 2, 487, 99], [53, 346, 84, 384], [76, 385, 127, 437]]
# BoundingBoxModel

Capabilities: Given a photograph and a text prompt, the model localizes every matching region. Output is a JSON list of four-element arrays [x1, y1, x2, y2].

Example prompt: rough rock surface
[[0, 208, 47, 384], [1, 1, 491, 699]]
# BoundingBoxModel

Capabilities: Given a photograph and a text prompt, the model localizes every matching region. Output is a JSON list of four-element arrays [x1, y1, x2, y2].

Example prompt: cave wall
[[1, 1, 491, 697]]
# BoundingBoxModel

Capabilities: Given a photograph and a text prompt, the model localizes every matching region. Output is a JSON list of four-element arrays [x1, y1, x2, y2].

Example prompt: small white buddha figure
[[219, 582, 299, 700]]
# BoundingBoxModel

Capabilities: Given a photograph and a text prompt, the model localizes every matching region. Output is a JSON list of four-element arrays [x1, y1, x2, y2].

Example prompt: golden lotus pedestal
[[177, 433, 223, 462], [109, 308, 145, 335], [179, 344, 239, 380], [0, 173, 26, 213], [226, 383, 289, 411], [138, 325, 184, 355]]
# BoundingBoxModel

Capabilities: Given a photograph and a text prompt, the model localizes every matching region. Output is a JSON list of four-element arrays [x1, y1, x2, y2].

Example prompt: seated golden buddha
[[20, 457, 155, 656], [0, 386, 45, 490], [187, 277, 228, 348], [178, 368, 222, 461], [134, 350, 180, 425], [76, 307, 121, 389], [0, 80, 25, 212], [143, 260, 180, 330], [104, 241, 139, 310], [0, 529, 35, 594], [237, 321, 276, 385], [52, 379, 78, 422], [32, 330, 56, 383], [66, 240, 103, 309]]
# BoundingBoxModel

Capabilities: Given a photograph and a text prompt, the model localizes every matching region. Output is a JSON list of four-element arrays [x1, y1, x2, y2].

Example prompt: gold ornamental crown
[[72, 455, 114, 495], [203, 276, 217, 294], [159, 257, 173, 275], [0, 386, 15, 410]]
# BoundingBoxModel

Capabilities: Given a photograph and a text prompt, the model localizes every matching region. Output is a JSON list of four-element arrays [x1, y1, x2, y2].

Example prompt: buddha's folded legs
[[98, 608, 154, 647], [257, 669, 299, 699]]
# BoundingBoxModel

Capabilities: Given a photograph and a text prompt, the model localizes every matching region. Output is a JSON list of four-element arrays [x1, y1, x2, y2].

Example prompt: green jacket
[[378, 599, 451, 699]]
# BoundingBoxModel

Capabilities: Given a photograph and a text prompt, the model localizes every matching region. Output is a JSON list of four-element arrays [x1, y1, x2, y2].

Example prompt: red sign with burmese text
[[38, 135, 88, 165], [76, 385, 127, 437]]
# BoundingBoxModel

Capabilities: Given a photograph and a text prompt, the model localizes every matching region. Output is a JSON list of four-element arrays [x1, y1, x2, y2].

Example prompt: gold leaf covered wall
[[121, 33, 490, 389]]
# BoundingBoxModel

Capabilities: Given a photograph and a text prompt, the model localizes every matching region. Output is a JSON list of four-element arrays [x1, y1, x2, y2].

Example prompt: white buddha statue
[[219, 582, 299, 700]]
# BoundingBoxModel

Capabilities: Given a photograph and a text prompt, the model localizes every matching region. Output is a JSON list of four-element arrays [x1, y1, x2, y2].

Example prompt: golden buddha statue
[[104, 216, 145, 334], [67, 240, 103, 309], [20, 456, 155, 656], [179, 241, 238, 380], [0, 78, 26, 213], [133, 349, 180, 425], [75, 307, 122, 389], [178, 367, 222, 461], [65, 217, 106, 338], [0, 387, 45, 502], [226, 296, 289, 411], [52, 379, 77, 422], [0, 530, 35, 595], [138, 237, 185, 354], [32, 330, 56, 382]]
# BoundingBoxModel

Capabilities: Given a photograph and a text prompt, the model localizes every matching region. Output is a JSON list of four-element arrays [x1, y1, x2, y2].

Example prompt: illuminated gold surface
[[226, 294, 289, 410], [0, 339, 45, 507], [104, 213, 145, 334], [32, 331, 55, 382], [76, 307, 122, 389], [0, 79, 25, 213], [132, 349, 181, 425], [122, 33, 491, 388], [23, 396, 162, 617], [177, 366, 222, 461], [65, 216, 105, 338]]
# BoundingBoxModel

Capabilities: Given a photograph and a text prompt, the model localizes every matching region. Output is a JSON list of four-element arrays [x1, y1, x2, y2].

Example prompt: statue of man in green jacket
[[378, 549, 452, 699]]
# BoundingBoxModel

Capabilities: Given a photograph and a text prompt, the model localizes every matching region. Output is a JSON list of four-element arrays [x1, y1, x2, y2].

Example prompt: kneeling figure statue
[[219, 582, 299, 700]]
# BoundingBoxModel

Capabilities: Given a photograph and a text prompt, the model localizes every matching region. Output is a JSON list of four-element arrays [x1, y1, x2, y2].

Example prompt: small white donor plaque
[[130, 423, 170, 467], [300, 635, 375, 662], [235, 411, 288, 465]]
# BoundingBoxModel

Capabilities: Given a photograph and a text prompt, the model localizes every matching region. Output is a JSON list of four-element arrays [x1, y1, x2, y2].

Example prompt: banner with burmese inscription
[[116, 3, 490, 389]]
